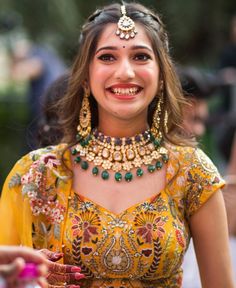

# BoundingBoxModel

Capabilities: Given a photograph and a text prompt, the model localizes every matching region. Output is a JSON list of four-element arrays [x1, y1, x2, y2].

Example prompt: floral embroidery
[[21, 152, 66, 224], [72, 211, 101, 242], [72, 215, 81, 236], [82, 247, 93, 255], [141, 248, 152, 257], [153, 216, 167, 238], [9, 173, 22, 188], [134, 212, 156, 243]]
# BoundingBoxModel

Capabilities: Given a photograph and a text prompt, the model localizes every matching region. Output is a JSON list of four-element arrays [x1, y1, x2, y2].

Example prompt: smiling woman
[[89, 23, 159, 132], [0, 2, 234, 288]]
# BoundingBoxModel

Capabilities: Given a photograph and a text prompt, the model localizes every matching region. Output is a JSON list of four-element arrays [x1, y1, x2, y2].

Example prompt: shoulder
[[27, 144, 68, 165], [8, 144, 69, 189], [5, 144, 70, 225], [168, 145, 225, 217], [166, 144, 224, 194], [168, 144, 219, 174]]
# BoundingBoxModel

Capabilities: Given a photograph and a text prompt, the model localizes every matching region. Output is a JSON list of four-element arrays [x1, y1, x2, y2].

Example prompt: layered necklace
[[71, 128, 169, 183]]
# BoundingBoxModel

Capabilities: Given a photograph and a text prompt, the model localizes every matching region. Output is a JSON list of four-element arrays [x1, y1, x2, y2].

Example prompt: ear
[[82, 80, 90, 92], [82, 79, 88, 87]]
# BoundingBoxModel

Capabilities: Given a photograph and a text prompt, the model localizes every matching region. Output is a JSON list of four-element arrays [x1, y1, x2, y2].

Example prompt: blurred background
[[0, 0, 236, 188]]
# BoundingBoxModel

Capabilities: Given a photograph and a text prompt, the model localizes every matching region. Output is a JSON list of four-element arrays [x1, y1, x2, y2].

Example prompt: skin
[[73, 22, 167, 215], [223, 133, 236, 235], [190, 190, 235, 287], [0, 247, 84, 288], [0, 246, 47, 288], [39, 249, 84, 288]]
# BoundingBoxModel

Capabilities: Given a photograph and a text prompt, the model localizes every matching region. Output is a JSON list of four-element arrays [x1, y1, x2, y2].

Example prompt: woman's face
[[89, 23, 160, 129]]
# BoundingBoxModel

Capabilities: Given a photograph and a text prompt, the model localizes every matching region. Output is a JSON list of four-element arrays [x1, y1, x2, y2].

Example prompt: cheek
[[90, 63, 113, 79], [137, 67, 159, 86]]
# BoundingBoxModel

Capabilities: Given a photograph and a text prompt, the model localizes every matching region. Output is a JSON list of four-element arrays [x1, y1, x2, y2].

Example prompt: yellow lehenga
[[0, 144, 224, 287]]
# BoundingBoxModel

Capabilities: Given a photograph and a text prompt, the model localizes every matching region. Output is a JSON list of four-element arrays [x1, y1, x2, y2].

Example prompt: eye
[[97, 54, 115, 62], [133, 53, 151, 61]]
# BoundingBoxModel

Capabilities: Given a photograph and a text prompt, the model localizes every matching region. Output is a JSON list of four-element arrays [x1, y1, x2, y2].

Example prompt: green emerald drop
[[92, 167, 99, 176], [80, 140, 86, 147], [154, 139, 161, 147], [101, 170, 109, 180], [76, 134, 82, 141], [74, 156, 81, 163], [84, 138, 90, 146], [162, 154, 169, 163], [156, 161, 163, 170], [71, 148, 77, 155], [115, 172, 122, 182], [148, 165, 156, 173], [125, 172, 133, 182], [136, 168, 144, 177], [81, 161, 89, 170], [150, 133, 155, 141]]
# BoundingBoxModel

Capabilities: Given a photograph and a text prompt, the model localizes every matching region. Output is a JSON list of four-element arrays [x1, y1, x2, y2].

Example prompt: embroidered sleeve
[[0, 144, 69, 247], [21, 147, 67, 224], [0, 153, 33, 245], [184, 148, 225, 218]]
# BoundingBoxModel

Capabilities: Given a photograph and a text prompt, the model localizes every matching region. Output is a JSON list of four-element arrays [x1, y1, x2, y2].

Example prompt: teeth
[[111, 87, 139, 95]]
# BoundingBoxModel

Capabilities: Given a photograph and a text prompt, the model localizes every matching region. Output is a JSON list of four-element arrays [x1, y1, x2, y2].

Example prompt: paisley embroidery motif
[[103, 236, 131, 273]]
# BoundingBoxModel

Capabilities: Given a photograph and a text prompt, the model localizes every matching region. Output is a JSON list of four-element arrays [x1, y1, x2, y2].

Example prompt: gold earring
[[151, 81, 164, 138], [164, 110, 168, 134], [77, 86, 91, 138], [151, 95, 163, 139]]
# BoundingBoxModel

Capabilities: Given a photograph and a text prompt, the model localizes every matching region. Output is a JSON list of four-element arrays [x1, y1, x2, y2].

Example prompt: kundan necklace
[[71, 128, 169, 183]]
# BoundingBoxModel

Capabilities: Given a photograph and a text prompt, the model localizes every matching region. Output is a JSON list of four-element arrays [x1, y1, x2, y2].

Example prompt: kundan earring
[[164, 110, 169, 134], [151, 81, 164, 139], [77, 86, 91, 138]]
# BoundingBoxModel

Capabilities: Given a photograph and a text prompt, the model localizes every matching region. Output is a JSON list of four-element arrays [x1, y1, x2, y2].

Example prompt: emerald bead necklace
[[71, 129, 169, 183]]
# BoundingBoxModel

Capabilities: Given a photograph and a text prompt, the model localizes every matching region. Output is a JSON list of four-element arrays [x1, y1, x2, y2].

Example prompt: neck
[[97, 117, 149, 138]]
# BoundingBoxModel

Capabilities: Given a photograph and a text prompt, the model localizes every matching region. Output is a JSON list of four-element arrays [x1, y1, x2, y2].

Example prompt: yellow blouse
[[0, 144, 224, 288]]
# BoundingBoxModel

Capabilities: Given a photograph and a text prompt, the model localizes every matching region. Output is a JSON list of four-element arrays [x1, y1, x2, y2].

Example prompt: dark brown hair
[[58, 2, 194, 146]]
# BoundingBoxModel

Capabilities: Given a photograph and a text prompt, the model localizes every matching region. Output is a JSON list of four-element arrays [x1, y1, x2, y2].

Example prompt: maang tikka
[[116, 5, 137, 40], [77, 86, 91, 138]]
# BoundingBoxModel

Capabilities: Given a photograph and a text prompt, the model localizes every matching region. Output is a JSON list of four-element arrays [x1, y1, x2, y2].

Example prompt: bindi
[[123, 46, 126, 48]]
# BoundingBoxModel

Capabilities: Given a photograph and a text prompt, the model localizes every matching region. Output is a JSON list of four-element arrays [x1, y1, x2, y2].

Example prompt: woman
[[0, 2, 234, 288]]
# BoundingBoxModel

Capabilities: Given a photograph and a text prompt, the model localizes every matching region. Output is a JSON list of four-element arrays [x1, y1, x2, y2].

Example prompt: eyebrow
[[95, 45, 153, 54]]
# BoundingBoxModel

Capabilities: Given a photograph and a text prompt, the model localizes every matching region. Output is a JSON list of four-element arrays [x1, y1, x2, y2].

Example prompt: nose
[[114, 58, 135, 80]]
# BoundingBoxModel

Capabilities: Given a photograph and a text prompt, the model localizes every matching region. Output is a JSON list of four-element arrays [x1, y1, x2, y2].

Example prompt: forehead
[[96, 23, 153, 49]]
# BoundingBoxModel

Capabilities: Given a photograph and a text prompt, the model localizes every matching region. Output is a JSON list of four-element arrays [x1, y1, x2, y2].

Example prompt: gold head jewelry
[[77, 86, 91, 138], [116, 5, 137, 40]]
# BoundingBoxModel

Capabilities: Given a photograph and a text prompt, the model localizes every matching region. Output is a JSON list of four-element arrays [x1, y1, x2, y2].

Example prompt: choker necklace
[[71, 129, 169, 183]]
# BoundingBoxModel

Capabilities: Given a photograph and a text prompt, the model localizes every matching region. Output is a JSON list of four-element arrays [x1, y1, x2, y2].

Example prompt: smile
[[108, 85, 142, 96]]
